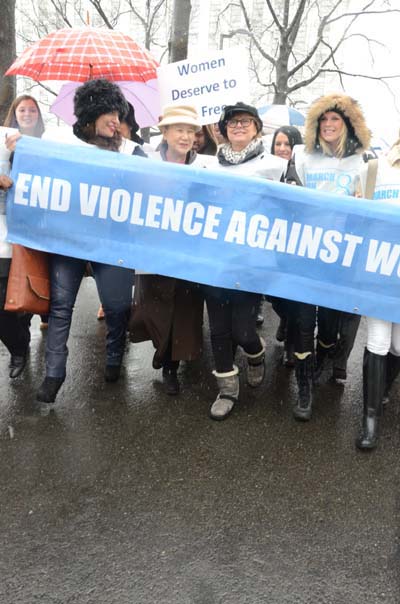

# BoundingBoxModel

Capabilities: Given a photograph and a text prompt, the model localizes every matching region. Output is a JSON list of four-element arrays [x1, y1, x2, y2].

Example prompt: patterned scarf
[[218, 138, 264, 165]]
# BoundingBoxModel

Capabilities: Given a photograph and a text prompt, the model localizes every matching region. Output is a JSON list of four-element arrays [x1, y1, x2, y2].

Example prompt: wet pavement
[[1, 278, 399, 603]]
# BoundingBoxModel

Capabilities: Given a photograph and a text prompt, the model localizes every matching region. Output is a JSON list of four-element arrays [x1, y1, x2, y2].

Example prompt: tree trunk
[[169, 0, 191, 62], [0, 0, 16, 124]]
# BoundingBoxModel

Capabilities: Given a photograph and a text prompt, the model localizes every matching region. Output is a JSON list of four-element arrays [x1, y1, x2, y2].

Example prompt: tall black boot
[[293, 354, 314, 421], [383, 352, 400, 405], [315, 340, 335, 383], [332, 313, 361, 380], [356, 349, 386, 450], [283, 319, 295, 368]]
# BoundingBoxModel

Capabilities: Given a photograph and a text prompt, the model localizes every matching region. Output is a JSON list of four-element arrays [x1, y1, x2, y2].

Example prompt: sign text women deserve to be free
[[156, 48, 250, 125]]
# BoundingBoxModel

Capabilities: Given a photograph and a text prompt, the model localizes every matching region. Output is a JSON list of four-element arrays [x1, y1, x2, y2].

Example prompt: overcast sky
[[340, 6, 400, 144]]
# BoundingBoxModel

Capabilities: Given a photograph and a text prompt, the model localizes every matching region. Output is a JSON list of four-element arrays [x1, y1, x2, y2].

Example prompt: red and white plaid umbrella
[[5, 27, 159, 82]]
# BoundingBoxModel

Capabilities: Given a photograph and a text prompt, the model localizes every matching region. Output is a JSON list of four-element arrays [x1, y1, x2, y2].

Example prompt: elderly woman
[[204, 102, 287, 420], [130, 105, 208, 395], [36, 79, 136, 406]]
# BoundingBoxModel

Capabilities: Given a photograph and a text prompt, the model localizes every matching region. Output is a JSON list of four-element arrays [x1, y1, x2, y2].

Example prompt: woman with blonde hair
[[292, 93, 371, 421]]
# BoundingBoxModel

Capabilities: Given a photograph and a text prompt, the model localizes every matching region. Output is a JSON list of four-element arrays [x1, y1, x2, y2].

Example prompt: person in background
[[212, 121, 226, 146], [4, 94, 45, 138], [269, 125, 303, 366], [292, 93, 370, 421], [356, 135, 400, 449], [36, 79, 135, 406], [204, 102, 287, 420], [192, 124, 218, 156], [130, 105, 207, 395], [4, 94, 49, 330]]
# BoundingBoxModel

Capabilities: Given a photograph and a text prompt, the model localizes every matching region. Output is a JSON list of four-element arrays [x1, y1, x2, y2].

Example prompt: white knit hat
[[158, 105, 201, 131]]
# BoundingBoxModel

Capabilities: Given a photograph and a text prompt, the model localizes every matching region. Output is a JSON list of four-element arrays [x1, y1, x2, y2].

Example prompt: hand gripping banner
[[6, 137, 400, 323]]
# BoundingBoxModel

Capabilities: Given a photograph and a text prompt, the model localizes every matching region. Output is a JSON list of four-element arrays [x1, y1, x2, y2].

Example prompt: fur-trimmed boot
[[356, 349, 386, 450], [210, 366, 239, 420], [245, 338, 266, 387], [293, 354, 314, 421], [383, 352, 400, 406]]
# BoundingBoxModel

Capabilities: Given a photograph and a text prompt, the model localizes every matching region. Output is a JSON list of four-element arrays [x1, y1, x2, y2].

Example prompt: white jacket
[[293, 144, 364, 197]]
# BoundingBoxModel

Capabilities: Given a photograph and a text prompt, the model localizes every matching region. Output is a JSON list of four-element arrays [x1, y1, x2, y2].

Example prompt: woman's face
[[95, 111, 120, 138], [192, 128, 205, 152], [226, 112, 258, 151], [319, 111, 345, 149], [274, 132, 292, 160], [15, 99, 39, 135], [163, 123, 197, 159]]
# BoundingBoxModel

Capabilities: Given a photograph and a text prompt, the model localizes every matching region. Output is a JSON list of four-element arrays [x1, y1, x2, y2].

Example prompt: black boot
[[9, 354, 28, 378], [383, 352, 400, 405], [293, 355, 314, 421], [332, 314, 361, 380], [282, 320, 295, 368], [162, 368, 180, 395], [356, 349, 386, 450], [275, 317, 287, 342], [315, 341, 335, 383], [105, 365, 121, 383], [36, 377, 65, 404]]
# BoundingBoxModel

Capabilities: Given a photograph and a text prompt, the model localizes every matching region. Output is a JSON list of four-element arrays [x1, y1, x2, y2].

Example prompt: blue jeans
[[46, 255, 134, 378]]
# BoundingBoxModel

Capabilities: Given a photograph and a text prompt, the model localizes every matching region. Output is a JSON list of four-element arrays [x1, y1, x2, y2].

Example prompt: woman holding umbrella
[[36, 79, 136, 406]]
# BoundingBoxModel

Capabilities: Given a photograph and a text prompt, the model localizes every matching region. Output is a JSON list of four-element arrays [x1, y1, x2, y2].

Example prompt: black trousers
[[0, 276, 31, 357], [280, 300, 359, 357], [204, 286, 263, 373]]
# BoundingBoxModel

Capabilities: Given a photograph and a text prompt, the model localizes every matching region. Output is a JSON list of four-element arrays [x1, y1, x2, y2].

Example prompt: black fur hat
[[73, 79, 129, 140]]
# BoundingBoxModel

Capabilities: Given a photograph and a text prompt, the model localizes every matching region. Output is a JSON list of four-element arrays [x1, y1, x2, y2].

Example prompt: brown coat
[[129, 274, 204, 365]]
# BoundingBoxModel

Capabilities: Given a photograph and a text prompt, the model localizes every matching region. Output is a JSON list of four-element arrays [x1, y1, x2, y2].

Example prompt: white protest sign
[[157, 48, 250, 125]]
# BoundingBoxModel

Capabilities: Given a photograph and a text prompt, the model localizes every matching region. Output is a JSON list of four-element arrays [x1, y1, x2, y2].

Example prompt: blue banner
[[6, 137, 400, 323]]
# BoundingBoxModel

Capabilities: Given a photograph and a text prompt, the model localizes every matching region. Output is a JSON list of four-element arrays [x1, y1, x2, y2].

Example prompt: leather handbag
[[4, 244, 50, 314]]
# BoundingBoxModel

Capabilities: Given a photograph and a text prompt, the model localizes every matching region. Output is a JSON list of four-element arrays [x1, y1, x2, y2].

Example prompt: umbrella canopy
[[258, 104, 305, 127], [50, 79, 161, 129], [5, 27, 159, 82]]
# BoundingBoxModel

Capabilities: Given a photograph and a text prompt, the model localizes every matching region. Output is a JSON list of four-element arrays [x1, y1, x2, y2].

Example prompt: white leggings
[[366, 317, 400, 356]]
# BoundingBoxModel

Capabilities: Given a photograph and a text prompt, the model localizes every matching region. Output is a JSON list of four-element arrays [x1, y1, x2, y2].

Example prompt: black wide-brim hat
[[218, 102, 263, 138], [73, 79, 129, 140]]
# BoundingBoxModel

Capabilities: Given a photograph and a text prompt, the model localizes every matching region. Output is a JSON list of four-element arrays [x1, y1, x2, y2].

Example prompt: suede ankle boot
[[210, 366, 239, 420]]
